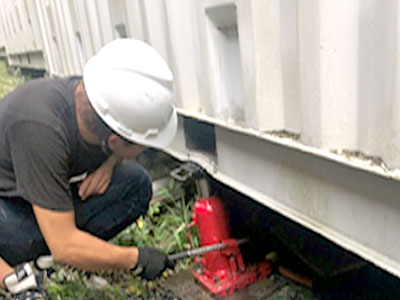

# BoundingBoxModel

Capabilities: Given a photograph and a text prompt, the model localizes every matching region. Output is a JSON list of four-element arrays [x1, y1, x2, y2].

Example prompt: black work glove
[[132, 247, 175, 280]]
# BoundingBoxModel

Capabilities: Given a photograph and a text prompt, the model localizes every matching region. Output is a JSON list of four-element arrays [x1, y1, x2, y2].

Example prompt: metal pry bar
[[168, 238, 249, 261]]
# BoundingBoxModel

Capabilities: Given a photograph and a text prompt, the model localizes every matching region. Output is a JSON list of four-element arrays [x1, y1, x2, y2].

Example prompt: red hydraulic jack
[[183, 176, 272, 297]]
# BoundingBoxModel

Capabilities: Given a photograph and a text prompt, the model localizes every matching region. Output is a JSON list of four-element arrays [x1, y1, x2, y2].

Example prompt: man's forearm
[[108, 153, 123, 168], [53, 229, 138, 271]]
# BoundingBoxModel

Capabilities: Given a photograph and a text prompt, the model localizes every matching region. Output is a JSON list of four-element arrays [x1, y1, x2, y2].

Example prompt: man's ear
[[107, 134, 119, 151]]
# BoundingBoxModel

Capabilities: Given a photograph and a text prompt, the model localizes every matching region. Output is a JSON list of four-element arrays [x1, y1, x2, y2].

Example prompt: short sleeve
[[7, 121, 73, 210]]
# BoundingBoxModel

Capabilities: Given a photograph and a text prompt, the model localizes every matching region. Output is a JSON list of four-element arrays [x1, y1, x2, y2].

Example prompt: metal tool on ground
[[168, 238, 249, 261]]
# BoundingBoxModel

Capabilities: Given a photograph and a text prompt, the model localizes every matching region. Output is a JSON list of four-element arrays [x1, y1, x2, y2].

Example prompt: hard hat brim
[[83, 55, 178, 149]]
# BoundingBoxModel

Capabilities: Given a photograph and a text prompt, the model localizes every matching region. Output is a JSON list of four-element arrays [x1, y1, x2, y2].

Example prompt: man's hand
[[79, 154, 122, 200], [133, 247, 174, 280]]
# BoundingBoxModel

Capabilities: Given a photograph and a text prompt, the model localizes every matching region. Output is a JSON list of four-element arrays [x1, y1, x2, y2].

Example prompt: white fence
[[2, 0, 400, 278]]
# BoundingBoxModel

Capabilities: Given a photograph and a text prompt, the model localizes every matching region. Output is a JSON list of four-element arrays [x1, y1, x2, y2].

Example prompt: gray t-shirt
[[0, 77, 107, 210]]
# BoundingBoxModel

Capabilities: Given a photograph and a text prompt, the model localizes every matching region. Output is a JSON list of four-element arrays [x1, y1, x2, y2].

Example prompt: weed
[[0, 60, 27, 98], [112, 178, 199, 268]]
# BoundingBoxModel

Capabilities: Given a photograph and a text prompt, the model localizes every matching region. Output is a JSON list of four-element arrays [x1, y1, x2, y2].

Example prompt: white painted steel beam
[[166, 114, 400, 279]]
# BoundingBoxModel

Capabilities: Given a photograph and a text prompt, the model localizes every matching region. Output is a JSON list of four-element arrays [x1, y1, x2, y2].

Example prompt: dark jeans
[[0, 162, 152, 266]]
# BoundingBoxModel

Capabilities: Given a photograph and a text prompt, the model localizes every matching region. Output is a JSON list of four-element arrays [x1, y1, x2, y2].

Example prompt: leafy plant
[[47, 279, 125, 300], [0, 61, 28, 99], [112, 178, 200, 268]]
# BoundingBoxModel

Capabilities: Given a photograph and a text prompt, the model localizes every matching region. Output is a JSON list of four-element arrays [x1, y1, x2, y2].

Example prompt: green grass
[[0, 60, 26, 99], [46, 279, 127, 300]]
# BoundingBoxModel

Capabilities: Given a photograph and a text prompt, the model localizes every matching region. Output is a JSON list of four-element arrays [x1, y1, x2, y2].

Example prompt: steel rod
[[168, 238, 248, 261]]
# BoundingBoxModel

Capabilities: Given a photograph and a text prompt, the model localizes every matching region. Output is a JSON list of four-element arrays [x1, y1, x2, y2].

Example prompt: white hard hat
[[83, 39, 177, 149]]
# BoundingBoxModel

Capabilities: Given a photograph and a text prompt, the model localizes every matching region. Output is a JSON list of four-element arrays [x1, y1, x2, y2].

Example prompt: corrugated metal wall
[[166, 0, 400, 173], [2, 0, 400, 278], [0, 0, 45, 68]]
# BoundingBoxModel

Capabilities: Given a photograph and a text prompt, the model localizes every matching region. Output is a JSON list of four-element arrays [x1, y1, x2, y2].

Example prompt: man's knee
[[114, 162, 153, 213], [0, 197, 48, 266]]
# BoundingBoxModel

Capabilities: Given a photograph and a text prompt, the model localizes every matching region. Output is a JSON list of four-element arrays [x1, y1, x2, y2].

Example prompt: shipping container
[[1, 0, 400, 279]]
